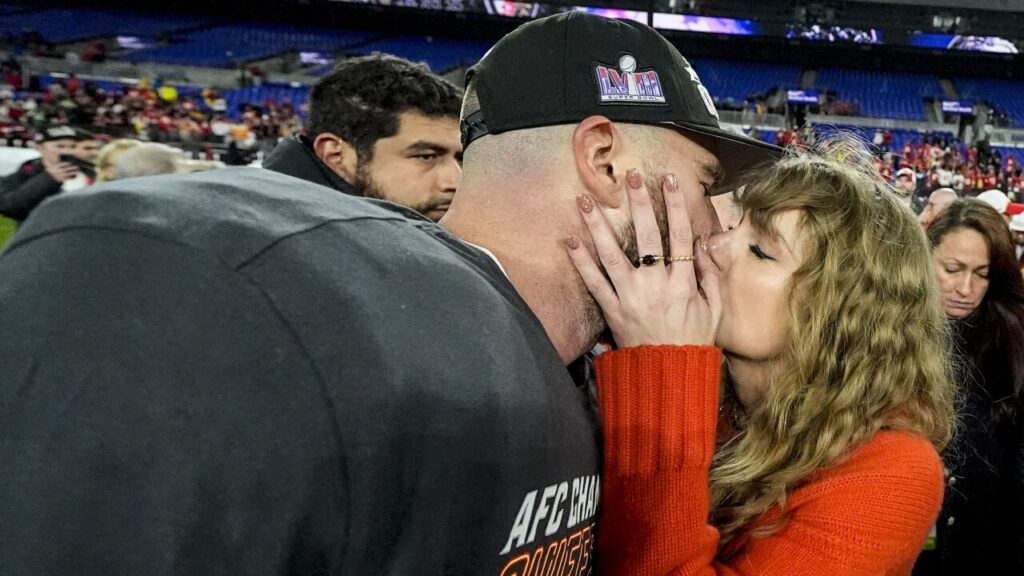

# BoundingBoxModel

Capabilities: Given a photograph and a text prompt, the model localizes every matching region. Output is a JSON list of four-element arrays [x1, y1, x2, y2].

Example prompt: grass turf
[[0, 216, 16, 250]]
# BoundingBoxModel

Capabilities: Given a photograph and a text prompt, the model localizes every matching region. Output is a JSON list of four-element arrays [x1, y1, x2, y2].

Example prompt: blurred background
[[4, 0, 1024, 243]]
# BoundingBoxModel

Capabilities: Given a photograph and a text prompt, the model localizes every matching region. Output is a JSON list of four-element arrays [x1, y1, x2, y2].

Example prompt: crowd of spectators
[[0, 68, 304, 161], [772, 127, 1024, 200], [884, 132, 1023, 199]]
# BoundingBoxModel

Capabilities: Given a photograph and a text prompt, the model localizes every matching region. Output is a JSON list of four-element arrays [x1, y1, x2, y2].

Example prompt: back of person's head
[[113, 144, 182, 180], [308, 53, 462, 161], [919, 187, 958, 229], [112, 143, 222, 181], [96, 139, 141, 182], [927, 198, 1024, 425], [710, 135, 955, 548]]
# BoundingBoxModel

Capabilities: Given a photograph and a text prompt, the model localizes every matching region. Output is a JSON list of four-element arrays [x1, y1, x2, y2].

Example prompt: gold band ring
[[666, 255, 695, 263]]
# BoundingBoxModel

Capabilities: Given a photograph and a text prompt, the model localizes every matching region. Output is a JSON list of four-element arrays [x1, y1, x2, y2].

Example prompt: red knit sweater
[[595, 345, 945, 576]]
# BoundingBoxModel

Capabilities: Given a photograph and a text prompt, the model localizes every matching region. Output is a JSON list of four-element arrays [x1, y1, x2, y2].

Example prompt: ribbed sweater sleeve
[[594, 345, 945, 576], [595, 345, 722, 576]]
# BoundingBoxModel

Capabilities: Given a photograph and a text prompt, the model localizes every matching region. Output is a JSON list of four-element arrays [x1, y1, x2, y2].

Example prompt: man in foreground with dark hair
[[0, 13, 778, 575], [264, 53, 463, 221]]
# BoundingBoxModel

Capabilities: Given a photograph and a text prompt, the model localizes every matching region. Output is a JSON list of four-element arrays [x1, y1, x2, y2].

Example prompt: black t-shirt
[[0, 168, 601, 575]]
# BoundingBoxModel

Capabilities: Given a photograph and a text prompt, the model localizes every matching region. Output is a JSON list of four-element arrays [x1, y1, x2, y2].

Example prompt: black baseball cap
[[73, 128, 98, 141], [462, 12, 782, 193], [34, 125, 78, 143]]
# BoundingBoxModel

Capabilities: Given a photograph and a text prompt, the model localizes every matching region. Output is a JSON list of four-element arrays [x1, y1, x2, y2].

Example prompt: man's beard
[[354, 162, 450, 220]]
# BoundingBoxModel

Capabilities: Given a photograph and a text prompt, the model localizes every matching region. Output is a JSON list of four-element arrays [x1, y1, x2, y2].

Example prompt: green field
[[0, 216, 16, 250]]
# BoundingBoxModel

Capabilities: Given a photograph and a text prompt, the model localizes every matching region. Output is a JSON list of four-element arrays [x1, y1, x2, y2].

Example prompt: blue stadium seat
[[955, 77, 1024, 127], [0, 9, 217, 44], [124, 23, 376, 68], [221, 85, 311, 120], [0, 3, 34, 16], [816, 68, 943, 121], [990, 145, 1024, 172], [745, 128, 780, 145], [692, 59, 802, 104], [38, 76, 139, 94], [36, 75, 210, 110], [344, 36, 493, 73]]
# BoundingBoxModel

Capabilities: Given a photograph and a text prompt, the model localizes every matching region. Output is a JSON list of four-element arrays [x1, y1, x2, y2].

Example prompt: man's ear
[[313, 132, 359, 184], [572, 116, 628, 208]]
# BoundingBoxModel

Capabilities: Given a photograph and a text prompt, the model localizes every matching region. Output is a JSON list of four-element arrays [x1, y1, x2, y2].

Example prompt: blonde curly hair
[[709, 136, 957, 549]]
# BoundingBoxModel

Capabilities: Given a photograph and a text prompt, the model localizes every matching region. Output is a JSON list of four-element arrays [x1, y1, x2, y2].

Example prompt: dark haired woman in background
[[915, 198, 1024, 575]]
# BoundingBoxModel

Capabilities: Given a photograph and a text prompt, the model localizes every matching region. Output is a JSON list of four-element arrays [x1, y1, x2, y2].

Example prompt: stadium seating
[[955, 77, 1024, 127], [692, 59, 803, 104], [991, 145, 1024, 171], [124, 23, 376, 68], [34, 74, 206, 101], [0, 9, 217, 44], [746, 128, 780, 145], [0, 3, 34, 16], [222, 85, 310, 120], [342, 36, 493, 73], [4, 5, 1019, 148], [37, 76, 139, 94], [816, 68, 944, 121]]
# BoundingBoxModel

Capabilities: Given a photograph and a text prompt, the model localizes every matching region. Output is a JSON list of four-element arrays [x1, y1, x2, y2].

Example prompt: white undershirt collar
[[464, 241, 509, 279]]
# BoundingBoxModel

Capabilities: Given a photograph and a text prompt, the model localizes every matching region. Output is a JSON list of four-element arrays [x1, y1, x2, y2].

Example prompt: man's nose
[[437, 156, 461, 193], [703, 196, 723, 235]]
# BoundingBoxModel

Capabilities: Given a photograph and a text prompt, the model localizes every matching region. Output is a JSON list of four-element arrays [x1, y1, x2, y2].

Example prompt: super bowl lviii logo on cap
[[595, 54, 667, 105]]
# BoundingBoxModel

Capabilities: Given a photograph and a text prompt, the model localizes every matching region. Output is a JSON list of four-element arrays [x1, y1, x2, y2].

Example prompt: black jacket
[[0, 168, 601, 575], [915, 322, 1024, 575], [262, 134, 359, 196], [0, 158, 63, 221]]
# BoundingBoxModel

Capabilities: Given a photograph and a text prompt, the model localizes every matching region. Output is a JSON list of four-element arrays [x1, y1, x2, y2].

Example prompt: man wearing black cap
[[0, 125, 81, 221], [0, 13, 778, 576]]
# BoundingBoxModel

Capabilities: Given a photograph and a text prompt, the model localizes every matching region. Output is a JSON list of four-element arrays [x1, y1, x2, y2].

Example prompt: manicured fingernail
[[626, 168, 642, 190], [664, 174, 678, 193], [576, 194, 594, 213], [565, 235, 580, 250], [700, 233, 710, 252]]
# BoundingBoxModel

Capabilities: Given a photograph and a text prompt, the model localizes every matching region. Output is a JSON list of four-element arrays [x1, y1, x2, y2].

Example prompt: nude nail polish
[[626, 168, 642, 190], [665, 174, 678, 193], [576, 194, 594, 213]]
